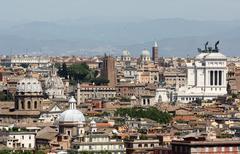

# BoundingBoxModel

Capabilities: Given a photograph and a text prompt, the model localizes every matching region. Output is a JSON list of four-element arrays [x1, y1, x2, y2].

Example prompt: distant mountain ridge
[[0, 18, 240, 56]]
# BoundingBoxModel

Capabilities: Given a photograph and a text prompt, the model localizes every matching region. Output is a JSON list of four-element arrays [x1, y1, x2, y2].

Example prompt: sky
[[0, 0, 240, 23]]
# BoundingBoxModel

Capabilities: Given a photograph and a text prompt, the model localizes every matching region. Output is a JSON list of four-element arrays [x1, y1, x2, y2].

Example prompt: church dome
[[59, 109, 85, 122], [122, 49, 130, 56], [141, 49, 150, 56], [58, 96, 85, 122], [17, 76, 43, 93], [45, 76, 64, 89]]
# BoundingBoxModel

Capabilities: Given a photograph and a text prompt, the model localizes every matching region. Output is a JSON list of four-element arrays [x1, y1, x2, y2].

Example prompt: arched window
[[34, 101, 37, 109], [21, 101, 25, 109], [27, 101, 31, 109]]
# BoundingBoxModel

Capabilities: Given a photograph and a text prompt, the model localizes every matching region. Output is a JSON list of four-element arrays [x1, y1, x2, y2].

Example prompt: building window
[[29, 143, 31, 148], [219, 71, 222, 85], [144, 144, 148, 147], [138, 144, 142, 147], [210, 71, 213, 85], [21, 101, 25, 109], [215, 71, 218, 85], [34, 101, 37, 109], [22, 136, 24, 139], [67, 130, 71, 136], [29, 136, 31, 139], [63, 136, 68, 140], [27, 101, 31, 109]]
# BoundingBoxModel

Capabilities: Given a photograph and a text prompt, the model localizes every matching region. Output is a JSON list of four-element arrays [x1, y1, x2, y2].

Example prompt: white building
[[39, 103, 63, 123], [71, 134, 126, 153], [7, 132, 36, 150], [154, 88, 171, 103], [176, 47, 228, 103], [123, 66, 137, 82], [2, 55, 51, 68]]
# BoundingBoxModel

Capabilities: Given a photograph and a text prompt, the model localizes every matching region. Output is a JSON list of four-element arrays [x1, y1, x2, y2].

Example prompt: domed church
[[15, 70, 44, 111], [121, 49, 131, 62], [56, 96, 125, 152], [140, 49, 151, 63], [45, 66, 66, 99], [57, 96, 86, 149]]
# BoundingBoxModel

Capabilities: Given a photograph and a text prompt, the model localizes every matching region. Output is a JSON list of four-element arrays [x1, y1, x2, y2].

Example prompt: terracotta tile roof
[[96, 123, 113, 128], [36, 126, 58, 141]]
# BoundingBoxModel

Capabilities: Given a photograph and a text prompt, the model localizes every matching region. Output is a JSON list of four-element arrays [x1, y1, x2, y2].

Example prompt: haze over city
[[1, 1, 240, 154], [0, 0, 240, 56]]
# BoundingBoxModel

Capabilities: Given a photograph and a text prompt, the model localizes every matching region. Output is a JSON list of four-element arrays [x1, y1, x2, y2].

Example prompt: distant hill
[[0, 18, 240, 56]]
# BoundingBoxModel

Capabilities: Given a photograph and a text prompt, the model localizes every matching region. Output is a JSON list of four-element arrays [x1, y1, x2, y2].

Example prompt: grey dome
[[59, 109, 85, 122], [122, 49, 130, 56], [45, 76, 64, 89], [141, 49, 150, 56], [17, 77, 43, 93]]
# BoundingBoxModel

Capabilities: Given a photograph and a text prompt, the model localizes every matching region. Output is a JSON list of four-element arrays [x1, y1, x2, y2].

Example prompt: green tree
[[115, 107, 172, 124], [54, 63, 61, 69], [0, 149, 11, 154], [68, 63, 90, 82], [120, 96, 131, 102], [0, 91, 13, 101], [90, 77, 109, 85]]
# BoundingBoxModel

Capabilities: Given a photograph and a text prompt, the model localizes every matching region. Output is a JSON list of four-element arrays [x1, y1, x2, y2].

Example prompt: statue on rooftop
[[198, 41, 220, 53], [204, 41, 209, 52], [198, 48, 202, 53], [214, 40, 220, 52]]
